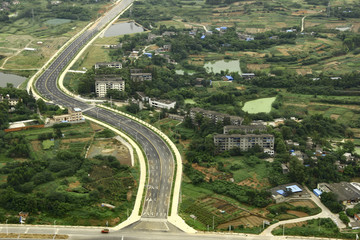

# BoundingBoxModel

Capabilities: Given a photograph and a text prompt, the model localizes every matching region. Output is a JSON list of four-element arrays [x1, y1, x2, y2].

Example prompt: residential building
[[168, 114, 184, 122], [190, 108, 243, 126], [53, 108, 83, 123], [130, 72, 152, 82], [241, 73, 256, 79], [318, 182, 360, 205], [149, 98, 176, 109], [223, 125, 267, 134], [213, 134, 274, 152], [269, 183, 310, 203], [0, 94, 21, 106], [95, 76, 125, 98], [129, 51, 139, 58], [95, 62, 122, 70], [136, 92, 148, 102]]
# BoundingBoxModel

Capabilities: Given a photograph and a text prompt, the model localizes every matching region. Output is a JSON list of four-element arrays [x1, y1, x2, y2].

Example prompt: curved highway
[[34, 0, 174, 222]]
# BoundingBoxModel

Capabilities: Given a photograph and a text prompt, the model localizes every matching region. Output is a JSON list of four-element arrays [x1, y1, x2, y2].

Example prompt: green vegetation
[[42, 139, 54, 150], [272, 218, 356, 239]]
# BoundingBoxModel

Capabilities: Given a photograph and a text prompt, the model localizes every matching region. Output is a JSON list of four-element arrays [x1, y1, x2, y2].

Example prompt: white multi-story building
[[214, 134, 274, 152], [95, 62, 122, 70], [189, 107, 243, 126], [95, 76, 125, 98], [53, 108, 83, 122], [149, 98, 176, 109]]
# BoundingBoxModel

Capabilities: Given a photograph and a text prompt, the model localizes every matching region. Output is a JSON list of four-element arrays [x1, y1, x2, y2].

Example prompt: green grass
[[42, 139, 55, 150], [184, 99, 196, 104]]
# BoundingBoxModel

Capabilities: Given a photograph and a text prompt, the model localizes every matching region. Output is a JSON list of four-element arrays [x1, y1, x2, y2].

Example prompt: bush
[[339, 211, 350, 225]]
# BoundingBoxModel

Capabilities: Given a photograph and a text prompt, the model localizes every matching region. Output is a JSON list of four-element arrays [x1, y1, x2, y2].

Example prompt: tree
[[289, 158, 306, 184], [343, 140, 355, 153]]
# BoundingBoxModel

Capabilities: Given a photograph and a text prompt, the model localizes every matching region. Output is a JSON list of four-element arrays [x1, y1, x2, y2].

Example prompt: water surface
[[0, 72, 27, 88], [204, 60, 242, 74], [104, 22, 144, 37]]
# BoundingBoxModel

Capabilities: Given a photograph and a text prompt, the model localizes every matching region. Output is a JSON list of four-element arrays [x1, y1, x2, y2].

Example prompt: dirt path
[[0, 41, 33, 69]]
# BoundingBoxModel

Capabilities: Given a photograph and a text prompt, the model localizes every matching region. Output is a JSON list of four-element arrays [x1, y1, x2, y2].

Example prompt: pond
[[242, 97, 276, 114], [204, 59, 242, 74], [104, 22, 144, 37], [0, 72, 27, 88], [45, 18, 72, 26], [175, 69, 195, 75]]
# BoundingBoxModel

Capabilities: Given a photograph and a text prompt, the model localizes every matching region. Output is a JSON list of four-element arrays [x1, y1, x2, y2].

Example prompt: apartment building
[[214, 134, 274, 152], [94, 62, 122, 69], [149, 98, 176, 109], [95, 76, 125, 98], [130, 72, 152, 82], [223, 125, 267, 134], [189, 107, 243, 126]]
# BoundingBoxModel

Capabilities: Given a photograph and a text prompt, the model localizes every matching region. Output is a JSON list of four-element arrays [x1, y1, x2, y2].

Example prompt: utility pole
[[282, 224, 285, 236], [212, 216, 215, 230]]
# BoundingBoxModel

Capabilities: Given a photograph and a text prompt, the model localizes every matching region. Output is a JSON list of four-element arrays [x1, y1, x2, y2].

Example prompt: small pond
[[242, 97, 276, 114], [0, 72, 27, 88], [104, 22, 144, 37], [204, 59, 242, 74]]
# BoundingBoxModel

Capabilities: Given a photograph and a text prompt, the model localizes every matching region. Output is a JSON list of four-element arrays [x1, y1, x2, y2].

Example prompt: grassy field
[[71, 44, 112, 70], [243, 97, 276, 114]]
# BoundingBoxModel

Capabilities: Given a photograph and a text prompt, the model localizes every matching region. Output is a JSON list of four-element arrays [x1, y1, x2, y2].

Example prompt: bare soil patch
[[88, 139, 131, 165], [30, 140, 41, 152], [237, 173, 270, 189], [61, 137, 92, 143], [277, 48, 290, 56], [90, 122, 104, 132], [296, 68, 312, 75], [287, 210, 308, 217], [289, 200, 316, 208], [330, 114, 340, 120], [192, 163, 231, 181], [218, 215, 265, 229], [0, 233, 68, 239], [68, 180, 81, 190]]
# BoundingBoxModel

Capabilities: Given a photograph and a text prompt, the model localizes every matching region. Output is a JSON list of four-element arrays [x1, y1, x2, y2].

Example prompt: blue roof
[[276, 190, 285, 195], [313, 189, 322, 196], [286, 185, 302, 193], [225, 75, 233, 81], [215, 28, 221, 31], [144, 53, 152, 58], [201, 35, 206, 39], [246, 37, 254, 41], [220, 27, 227, 30]]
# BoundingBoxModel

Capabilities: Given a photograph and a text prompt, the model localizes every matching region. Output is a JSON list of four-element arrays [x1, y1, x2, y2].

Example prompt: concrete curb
[[98, 105, 196, 233], [57, 2, 133, 102], [27, 21, 94, 100], [84, 116, 144, 230]]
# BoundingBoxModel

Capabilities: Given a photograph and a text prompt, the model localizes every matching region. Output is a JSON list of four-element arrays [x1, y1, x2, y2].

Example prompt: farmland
[[0, 121, 138, 226]]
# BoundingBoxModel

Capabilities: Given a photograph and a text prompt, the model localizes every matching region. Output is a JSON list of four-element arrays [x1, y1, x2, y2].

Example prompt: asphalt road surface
[[34, 0, 174, 224]]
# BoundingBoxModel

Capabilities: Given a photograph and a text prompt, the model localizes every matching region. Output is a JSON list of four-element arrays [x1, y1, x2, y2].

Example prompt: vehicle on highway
[[101, 228, 110, 233]]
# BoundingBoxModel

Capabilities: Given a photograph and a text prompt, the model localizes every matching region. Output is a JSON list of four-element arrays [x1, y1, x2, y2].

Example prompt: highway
[[34, 0, 174, 226]]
